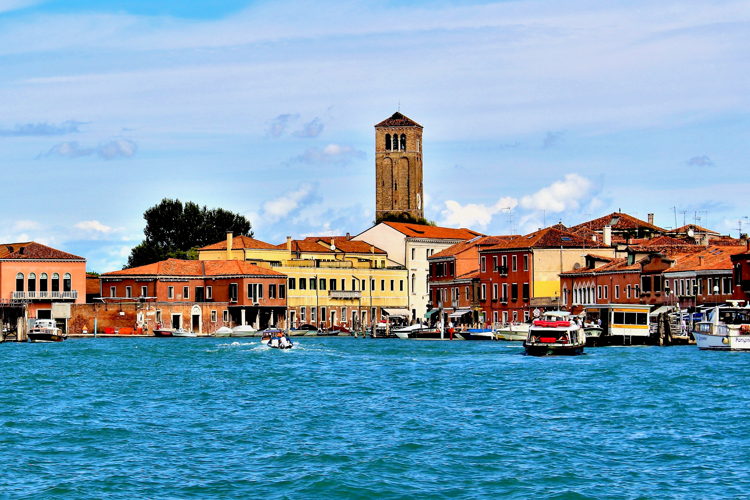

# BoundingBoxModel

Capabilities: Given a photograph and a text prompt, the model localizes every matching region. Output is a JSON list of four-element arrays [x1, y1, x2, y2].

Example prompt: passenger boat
[[27, 319, 66, 343], [494, 322, 530, 341], [393, 324, 442, 340], [172, 328, 197, 337], [693, 302, 750, 351], [523, 311, 585, 356]]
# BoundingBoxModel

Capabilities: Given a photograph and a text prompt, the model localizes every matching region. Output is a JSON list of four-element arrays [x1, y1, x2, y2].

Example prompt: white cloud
[[520, 174, 594, 213], [258, 184, 314, 223], [440, 197, 518, 229], [12, 219, 40, 231], [41, 138, 137, 160], [75, 220, 114, 233], [294, 143, 365, 165]]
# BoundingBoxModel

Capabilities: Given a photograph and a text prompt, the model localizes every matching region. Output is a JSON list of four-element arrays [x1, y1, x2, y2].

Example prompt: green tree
[[126, 198, 252, 268], [376, 212, 434, 226]]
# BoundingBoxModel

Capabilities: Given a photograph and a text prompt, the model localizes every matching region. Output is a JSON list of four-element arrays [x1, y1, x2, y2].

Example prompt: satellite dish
[[687, 229, 695, 237]]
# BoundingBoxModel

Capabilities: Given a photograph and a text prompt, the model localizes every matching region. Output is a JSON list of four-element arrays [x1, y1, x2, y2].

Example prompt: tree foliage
[[376, 211, 434, 226], [126, 198, 252, 268]]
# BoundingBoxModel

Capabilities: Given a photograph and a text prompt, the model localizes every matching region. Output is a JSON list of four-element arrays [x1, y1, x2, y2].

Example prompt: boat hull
[[153, 329, 174, 337], [28, 332, 66, 343], [523, 342, 584, 356], [461, 329, 494, 340], [393, 329, 443, 340], [694, 332, 750, 351]]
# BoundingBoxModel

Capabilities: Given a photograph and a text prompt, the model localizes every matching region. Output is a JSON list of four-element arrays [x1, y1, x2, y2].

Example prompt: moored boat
[[461, 328, 495, 340], [172, 328, 197, 337], [693, 302, 750, 351], [213, 326, 233, 337], [523, 311, 585, 356], [393, 323, 443, 340], [27, 319, 66, 343], [494, 322, 530, 341], [231, 325, 259, 337]]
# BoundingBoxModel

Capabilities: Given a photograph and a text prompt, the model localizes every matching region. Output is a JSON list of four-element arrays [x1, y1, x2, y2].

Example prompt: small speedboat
[[524, 311, 585, 356], [267, 334, 294, 349], [393, 324, 442, 340], [172, 328, 197, 337], [28, 319, 66, 343]]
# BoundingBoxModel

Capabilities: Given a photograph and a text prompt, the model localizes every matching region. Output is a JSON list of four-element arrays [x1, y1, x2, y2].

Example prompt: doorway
[[171, 314, 181, 329]]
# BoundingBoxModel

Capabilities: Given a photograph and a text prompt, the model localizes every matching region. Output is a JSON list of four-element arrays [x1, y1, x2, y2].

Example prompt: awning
[[649, 305, 672, 316], [424, 309, 439, 319], [383, 308, 411, 317], [449, 309, 472, 319]]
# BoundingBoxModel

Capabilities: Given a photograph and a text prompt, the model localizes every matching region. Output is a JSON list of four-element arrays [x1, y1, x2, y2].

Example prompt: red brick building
[[100, 258, 287, 333], [731, 242, 750, 302], [559, 255, 641, 313]]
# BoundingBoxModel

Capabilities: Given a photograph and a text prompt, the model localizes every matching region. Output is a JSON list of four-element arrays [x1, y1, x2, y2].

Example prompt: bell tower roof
[[375, 112, 423, 128]]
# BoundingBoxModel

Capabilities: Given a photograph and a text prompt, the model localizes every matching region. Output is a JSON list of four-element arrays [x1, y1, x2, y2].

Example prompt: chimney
[[648, 213, 654, 225], [226, 231, 233, 260], [286, 236, 292, 255], [346, 232, 351, 240], [603, 225, 612, 246], [698, 255, 704, 267], [330, 238, 336, 251]]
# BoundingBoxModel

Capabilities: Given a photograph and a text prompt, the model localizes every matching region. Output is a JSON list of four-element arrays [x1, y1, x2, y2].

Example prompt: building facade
[[374, 112, 424, 222], [559, 255, 641, 313]]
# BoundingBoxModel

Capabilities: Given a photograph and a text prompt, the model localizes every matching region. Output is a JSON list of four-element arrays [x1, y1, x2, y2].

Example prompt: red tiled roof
[[429, 235, 517, 260], [561, 257, 640, 275], [667, 246, 747, 273], [570, 212, 664, 233], [102, 259, 284, 277], [669, 224, 719, 235], [383, 222, 483, 240], [374, 112, 423, 128], [484, 227, 608, 251], [0, 241, 84, 260], [277, 237, 387, 255], [199, 235, 278, 251], [456, 270, 480, 280]]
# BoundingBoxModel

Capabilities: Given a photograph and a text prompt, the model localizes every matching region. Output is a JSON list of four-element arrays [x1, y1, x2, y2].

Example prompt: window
[[269, 284, 277, 299], [400, 134, 406, 150], [385, 133, 391, 150], [362, 279, 366, 290], [493, 256, 498, 271], [400, 280, 404, 292], [653, 276, 662, 293], [502, 283, 508, 302], [279, 285, 286, 299], [211, 310, 217, 322], [40, 273, 48, 292], [300, 307, 306, 322], [341, 279, 345, 291], [523, 255, 529, 271], [141, 286, 148, 297], [615, 285, 620, 299], [206, 286, 213, 299], [168, 286, 174, 299], [156, 310, 162, 324], [312, 307, 317, 323], [381, 280, 385, 291], [522, 283, 529, 302], [492, 283, 498, 300], [390, 280, 394, 291], [299, 278, 306, 290], [493, 311, 499, 324], [126, 286, 132, 298], [229, 283, 238, 302], [342, 306, 348, 321], [63, 273, 72, 292], [501, 255, 507, 270], [411, 248, 415, 260], [310, 278, 317, 290], [512, 255, 517, 272], [597, 286, 602, 299], [604, 286, 608, 300], [51, 273, 60, 291], [110, 286, 116, 297], [319, 278, 326, 290], [329, 279, 337, 291], [465, 286, 470, 300], [223, 310, 229, 322], [289, 278, 296, 290], [481, 256, 486, 273], [512, 311, 518, 322], [411, 274, 415, 294], [511, 283, 518, 302], [481, 284, 487, 300], [641, 276, 651, 293], [626, 285, 631, 299], [28, 273, 36, 292], [183, 286, 189, 299]]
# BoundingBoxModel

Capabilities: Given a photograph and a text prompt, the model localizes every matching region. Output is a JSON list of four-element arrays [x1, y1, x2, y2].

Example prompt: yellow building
[[198, 233, 409, 329]]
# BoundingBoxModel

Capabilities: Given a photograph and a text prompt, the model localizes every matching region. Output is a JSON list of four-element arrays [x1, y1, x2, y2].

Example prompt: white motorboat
[[524, 311, 585, 356], [213, 326, 233, 337], [231, 325, 258, 337], [693, 302, 750, 351], [266, 332, 294, 349], [172, 328, 197, 337], [28, 319, 66, 343], [494, 322, 530, 341], [393, 323, 442, 340]]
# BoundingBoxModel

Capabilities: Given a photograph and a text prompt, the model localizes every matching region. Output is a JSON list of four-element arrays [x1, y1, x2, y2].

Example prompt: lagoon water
[[1, 338, 749, 499]]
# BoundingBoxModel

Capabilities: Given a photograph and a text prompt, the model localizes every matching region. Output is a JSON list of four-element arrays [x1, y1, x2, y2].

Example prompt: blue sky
[[1, 0, 749, 271]]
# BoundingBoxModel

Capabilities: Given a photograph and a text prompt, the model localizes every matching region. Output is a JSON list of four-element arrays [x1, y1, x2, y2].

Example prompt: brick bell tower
[[374, 112, 424, 222]]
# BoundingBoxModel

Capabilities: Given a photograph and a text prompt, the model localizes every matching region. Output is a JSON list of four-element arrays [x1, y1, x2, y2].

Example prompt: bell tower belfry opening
[[374, 112, 424, 223]]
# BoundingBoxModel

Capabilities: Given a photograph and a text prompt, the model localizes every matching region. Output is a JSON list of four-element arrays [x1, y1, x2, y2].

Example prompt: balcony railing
[[11, 291, 78, 300], [329, 290, 362, 299]]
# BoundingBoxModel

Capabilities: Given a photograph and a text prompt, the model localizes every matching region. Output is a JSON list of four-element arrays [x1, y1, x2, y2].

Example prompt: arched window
[[63, 273, 72, 292], [52, 273, 60, 291], [40, 273, 48, 292], [385, 134, 391, 150], [28, 273, 37, 292], [400, 134, 406, 150], [15, 273, 24, 292], [411, 273, 416, 294]]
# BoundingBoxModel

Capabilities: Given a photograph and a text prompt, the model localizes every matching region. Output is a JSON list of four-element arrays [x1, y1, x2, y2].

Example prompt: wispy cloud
[[41, 138, 137, 160], [266, 113, 299, 138], [74, 220, 115, 234], [0, 120, 85, 137], [686, 155, 714, 167], [293, 143, 365, 165], [542, 131, 564, 149], [293, 117, 324, 138]]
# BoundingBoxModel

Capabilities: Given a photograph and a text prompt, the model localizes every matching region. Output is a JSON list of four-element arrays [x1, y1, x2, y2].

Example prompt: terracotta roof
[[666, 246, 747, 273], [199, 235, 278, 251], [710, 236, 744, 246], [383, 222, 483, 240], [669, 224, 720, 235], [0, 241, 84, 260], [278, 237, 386, 255], [102, 258, 285, 277], [561, 257, 640, 275], [570, 212, 664, 233], [429, 235, 517, 260], [374, 112, 423, 128], [484, 227, 608, 251], [456, 270, 480, 280]]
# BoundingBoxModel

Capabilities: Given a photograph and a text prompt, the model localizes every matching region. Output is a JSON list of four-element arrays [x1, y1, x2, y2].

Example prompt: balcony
[[12, 291, 78, 301], [329, 290, 362, 299]]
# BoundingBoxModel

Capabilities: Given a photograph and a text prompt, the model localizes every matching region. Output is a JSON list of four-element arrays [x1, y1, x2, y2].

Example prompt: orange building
[[0, 241, 86, 333]]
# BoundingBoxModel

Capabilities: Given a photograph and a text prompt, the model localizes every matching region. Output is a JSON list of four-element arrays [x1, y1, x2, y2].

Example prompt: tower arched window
[[40, 273, 48, 292], [63, 273, 72, 292], [52, 273, 60, 291], [400, 134, 406, 151], [385, 134, 391, 150], [15, 273, 24, 292], [28, 273, 37, 293]]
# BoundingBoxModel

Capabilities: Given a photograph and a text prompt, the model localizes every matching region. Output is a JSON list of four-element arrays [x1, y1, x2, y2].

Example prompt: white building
[[354, 221, 482, 321]]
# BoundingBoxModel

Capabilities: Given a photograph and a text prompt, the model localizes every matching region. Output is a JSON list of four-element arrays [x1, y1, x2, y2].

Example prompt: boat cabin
[[582, 304, 652, 345]]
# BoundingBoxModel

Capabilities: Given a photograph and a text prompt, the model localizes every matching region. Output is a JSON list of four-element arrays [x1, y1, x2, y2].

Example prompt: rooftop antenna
[[397, 101, 401, 112]]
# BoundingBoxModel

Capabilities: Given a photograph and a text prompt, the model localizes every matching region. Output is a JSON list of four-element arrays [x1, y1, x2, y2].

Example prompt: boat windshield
[[717, 309, 750, 325]]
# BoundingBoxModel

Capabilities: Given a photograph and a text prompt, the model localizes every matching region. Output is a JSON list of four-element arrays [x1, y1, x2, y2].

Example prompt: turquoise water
[[1, 338, 749, 499]]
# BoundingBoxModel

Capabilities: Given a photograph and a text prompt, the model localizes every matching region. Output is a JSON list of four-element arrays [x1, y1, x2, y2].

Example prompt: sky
[[1, 0, 749, 272]]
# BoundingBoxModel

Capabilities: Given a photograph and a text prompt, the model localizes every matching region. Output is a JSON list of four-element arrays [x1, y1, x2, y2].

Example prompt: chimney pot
[[648, 213, 654, 225]]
